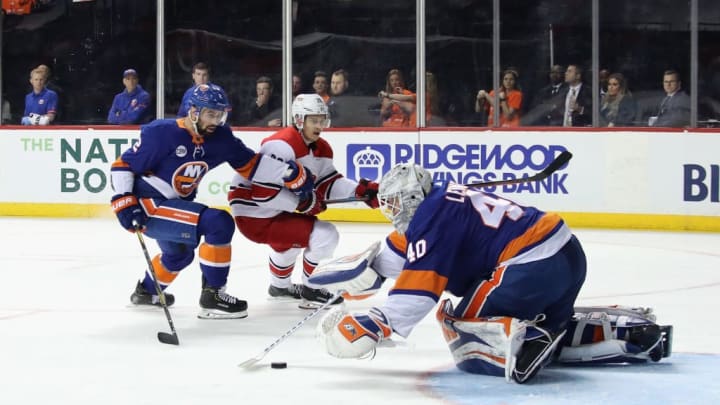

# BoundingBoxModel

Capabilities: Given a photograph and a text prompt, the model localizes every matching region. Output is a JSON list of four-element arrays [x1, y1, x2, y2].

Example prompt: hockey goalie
[[311, 163, 672, 383]]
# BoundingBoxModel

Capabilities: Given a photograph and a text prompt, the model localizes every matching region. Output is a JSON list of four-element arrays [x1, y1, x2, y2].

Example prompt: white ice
[[1, 218, 718, 404]]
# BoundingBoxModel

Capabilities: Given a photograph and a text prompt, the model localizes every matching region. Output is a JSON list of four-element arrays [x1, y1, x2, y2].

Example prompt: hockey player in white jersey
[[312, 163, 671, 383], [227, 94, 380, 309]]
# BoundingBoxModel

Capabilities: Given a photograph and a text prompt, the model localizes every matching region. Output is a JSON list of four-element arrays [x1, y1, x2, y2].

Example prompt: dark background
[[2, 0, 719, 125]]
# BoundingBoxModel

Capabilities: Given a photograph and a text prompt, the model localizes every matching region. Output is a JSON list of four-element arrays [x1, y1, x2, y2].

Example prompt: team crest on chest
[[175, 145, 188, 157], [172, 161, 209, 197]]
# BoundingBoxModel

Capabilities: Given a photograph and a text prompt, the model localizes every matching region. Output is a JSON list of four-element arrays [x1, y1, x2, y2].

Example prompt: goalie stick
[[134, 223, 180, 346], [238, 291, 344, 368], [325, 196, 369, 205], [465, 150, 573, 188], [325, 151, 572, 204]]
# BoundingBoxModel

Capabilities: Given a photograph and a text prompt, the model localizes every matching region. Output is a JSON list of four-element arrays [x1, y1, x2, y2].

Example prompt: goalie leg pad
[[435, 299, 528, 379], [308, 241, 384, 300], [557, 306, 673, 364]]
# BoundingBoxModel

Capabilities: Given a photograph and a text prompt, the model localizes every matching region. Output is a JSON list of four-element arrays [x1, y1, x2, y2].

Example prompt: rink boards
[[0, 126, 718, 232]]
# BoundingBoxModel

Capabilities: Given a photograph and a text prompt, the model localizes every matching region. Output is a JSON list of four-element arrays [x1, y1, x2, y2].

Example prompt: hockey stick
[[326, 151, 571, 202], [238, 291, 344, 368], [325, 196, 369, 205], [134, 223, 180, 346], [465, 150, 573, 188]]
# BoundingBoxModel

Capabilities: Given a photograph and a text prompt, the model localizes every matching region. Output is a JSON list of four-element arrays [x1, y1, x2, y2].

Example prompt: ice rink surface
[[1, 217, 719, 405]]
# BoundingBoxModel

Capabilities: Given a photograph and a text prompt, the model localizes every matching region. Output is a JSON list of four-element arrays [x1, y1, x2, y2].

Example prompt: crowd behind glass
[[2, 0, 719, 129]]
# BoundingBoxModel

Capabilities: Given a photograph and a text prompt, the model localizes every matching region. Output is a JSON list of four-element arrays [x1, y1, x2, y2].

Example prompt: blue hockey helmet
[[189, 83, 231, 112], [188, 83, 230, 127]]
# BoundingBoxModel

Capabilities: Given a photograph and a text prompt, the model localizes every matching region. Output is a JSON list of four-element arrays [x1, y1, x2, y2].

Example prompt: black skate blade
[[158, 332, 179, 345]]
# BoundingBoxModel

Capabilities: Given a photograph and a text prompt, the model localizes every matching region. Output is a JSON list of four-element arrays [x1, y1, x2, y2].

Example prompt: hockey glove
[[283, 160, 314, 196], [318, 307, 392, 359], [111, 193, 148, 232], [354, 179, 379, 208], [296, 189, 327, 216]]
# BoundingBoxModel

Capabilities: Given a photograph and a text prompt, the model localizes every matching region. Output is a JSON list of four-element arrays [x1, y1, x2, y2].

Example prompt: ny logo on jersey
[[172, 162, 209, 197]]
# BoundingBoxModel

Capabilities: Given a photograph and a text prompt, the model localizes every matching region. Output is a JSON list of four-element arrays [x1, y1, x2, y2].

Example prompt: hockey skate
[[198, 283, 248, 319], [299, 285, 344, 310], [130, 281, 175, 307], [268, 283, 303, 301]]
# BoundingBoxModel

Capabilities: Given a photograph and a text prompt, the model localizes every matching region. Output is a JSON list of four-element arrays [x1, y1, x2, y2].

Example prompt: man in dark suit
[[562, 64, 593, 127], [524, 64, 567, 126], [650, 70, 690, 127]]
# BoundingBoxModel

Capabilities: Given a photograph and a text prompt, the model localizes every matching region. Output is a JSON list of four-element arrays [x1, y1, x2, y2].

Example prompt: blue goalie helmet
[[189, 83, 231, 112]]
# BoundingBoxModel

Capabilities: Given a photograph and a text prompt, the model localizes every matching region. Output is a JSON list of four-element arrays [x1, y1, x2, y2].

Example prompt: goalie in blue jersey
[[312, 163, 671, 383]]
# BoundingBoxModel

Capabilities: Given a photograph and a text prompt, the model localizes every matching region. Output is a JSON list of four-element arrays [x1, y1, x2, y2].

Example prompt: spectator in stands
[[292, 74, 303, 99], [649, 69, 690, 127], [327, 69, 348, 126], [330, 69, 349, 97], [379, 68, 416, 127], [35, 64, 51, 79], [313, 70, 330, 104], [526, 64, 567, 126], [562, 64, 593, 127], [21, 67, 58, 125], [178, 62, 213, 117], [599, 73, 637, 127], [243, 76, 281, 127], [410, 71, 444, 126], [33, 64, 63, 102], [107, 68, 151, 125], [599, 68, 610, 99], [475, 69, 523, 127]]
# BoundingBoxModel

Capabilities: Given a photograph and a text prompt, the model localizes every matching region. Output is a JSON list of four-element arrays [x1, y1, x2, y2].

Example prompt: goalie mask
[[377, 164, 433, 234], [292, 93, 331, 130]]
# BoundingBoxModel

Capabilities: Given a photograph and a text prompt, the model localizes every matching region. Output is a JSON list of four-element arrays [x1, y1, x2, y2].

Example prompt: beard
[[198, 124, 217, 136]]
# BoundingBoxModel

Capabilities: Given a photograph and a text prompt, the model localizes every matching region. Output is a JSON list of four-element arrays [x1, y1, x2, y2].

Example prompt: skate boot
[[298, 285, 344, 310], [198, 284, 248, 319], [268, 283, 303, 300], [130, 281, 175, 307]]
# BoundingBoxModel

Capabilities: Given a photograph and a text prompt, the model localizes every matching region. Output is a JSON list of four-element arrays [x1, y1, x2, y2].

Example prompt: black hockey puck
[[271, 362, 287, 369]]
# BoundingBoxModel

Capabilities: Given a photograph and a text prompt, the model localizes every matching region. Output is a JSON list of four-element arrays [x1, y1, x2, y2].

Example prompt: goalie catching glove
[[111, 193, 148, 232], [354, 179, 380, 208], [317, 306, 392, 359]]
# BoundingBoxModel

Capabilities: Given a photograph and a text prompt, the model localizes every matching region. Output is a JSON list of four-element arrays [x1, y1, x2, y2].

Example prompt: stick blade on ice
[[158, 332, 179, 345], [238, 356, 262, 368]]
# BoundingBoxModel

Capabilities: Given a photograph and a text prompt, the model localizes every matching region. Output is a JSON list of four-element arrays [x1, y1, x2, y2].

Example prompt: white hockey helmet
[[292, 93, 331, 130], [377, 163, 433, 234]]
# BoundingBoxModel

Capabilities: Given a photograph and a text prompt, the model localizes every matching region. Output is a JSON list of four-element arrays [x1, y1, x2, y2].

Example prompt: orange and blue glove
[[111, 193, 147, 232]]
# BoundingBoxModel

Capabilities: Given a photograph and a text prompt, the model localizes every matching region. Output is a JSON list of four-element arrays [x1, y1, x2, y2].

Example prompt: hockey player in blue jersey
[[313, 163, 671, 383], [110, 83, 313, 319]]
